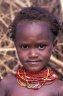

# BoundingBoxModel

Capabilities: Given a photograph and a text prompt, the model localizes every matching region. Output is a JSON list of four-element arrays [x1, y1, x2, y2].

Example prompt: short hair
[[9, 6, 62, 41]]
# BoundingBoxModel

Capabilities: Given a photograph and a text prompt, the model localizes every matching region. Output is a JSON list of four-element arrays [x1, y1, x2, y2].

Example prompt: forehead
[[15, 21, 53, 42]]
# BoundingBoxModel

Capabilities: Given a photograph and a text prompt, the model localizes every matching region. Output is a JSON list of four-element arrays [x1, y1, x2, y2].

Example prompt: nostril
[[29, 55, 38, 59], [28, 48, 38, 58], [29, 52, 38, 58]]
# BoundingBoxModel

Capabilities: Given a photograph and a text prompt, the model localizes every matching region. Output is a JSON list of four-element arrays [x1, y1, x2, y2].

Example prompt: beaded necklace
[[15, 67, 58, 90]]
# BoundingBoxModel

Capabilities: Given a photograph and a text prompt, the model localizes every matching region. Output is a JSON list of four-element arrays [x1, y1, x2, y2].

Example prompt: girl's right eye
[[19, 44, 29, 49]]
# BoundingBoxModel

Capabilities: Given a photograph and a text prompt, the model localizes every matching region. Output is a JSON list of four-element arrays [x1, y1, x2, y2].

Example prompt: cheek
[[41, 47, 53, 59], [16, 49, 27, 61]]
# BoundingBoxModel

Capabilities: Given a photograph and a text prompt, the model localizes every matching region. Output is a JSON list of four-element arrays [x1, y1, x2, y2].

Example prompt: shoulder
[[0, 74, 16, 96], [56, 80, 63, 96], [51, 79, 63, 96], [0, 73, 16, 87], [0, 74, 16, 91]]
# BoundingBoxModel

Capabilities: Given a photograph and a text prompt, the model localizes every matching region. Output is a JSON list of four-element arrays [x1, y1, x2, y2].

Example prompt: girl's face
[[15, 21, 54, 73]]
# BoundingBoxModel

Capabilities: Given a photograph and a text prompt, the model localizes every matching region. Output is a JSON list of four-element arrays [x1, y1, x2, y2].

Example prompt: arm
[[0, 74, 16, 96], [0, 74, 11, 96], [0, 79, 6, 96], [58, 80, 63, 96]]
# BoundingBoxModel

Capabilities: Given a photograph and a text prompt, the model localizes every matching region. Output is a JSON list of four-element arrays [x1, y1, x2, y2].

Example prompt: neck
[[15, 67, 58, 90], [23, 66, 48, 74]]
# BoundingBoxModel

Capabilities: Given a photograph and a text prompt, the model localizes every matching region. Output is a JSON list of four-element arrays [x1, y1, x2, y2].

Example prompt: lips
[[26, 60, 42, 65]]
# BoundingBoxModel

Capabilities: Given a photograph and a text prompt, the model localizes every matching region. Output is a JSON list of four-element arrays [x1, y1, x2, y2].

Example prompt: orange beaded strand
[[15, 67, 58, 90]]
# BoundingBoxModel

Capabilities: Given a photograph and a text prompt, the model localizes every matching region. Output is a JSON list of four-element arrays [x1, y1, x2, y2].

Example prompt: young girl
[[0, 6, 63, 96]]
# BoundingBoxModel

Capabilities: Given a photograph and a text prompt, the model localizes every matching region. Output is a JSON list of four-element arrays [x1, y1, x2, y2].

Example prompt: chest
[[8, 83, 59, 96]]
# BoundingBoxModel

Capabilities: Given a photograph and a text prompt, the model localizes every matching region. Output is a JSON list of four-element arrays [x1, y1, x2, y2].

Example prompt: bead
[[15, 67, 58, 89]]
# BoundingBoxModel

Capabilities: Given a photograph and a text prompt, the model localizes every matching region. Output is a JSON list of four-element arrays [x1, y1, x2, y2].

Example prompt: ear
[[52, 39, 57, 52], [53, 39, 57, 47]]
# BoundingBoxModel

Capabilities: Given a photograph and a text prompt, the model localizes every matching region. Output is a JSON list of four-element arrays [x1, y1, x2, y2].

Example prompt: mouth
[[26, 60, 42, 65]]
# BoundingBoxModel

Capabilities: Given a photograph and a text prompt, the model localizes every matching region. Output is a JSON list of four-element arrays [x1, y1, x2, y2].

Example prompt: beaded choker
[[15, 67, 58, 90]]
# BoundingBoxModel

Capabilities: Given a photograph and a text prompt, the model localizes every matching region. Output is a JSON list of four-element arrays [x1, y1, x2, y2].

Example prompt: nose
[[29, 48, 38, 59]]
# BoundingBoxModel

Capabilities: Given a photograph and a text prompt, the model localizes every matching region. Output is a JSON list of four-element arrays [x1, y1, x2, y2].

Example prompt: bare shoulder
[[0, 73, 16, 87], [57, 79, 63, 96], [0, 74, 16, 96]]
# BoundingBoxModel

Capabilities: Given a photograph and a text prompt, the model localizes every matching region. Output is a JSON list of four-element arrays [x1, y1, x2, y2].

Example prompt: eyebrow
[[18, 41, 50, 45]]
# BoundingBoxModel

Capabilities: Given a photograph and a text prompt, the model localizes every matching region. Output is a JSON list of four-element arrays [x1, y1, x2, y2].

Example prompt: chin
[[25, 66, 44, 73]]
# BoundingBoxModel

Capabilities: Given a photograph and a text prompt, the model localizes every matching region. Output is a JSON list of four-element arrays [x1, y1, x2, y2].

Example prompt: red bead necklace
[[15, 67, 58, 90]]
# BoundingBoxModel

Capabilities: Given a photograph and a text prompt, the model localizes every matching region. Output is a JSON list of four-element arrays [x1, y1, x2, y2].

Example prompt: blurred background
[[0, 0, 63, 79]]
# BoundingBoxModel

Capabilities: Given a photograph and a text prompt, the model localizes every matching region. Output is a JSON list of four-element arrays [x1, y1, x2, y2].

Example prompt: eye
[[37, 44, 47, 49], [19, 44, 29, 49]]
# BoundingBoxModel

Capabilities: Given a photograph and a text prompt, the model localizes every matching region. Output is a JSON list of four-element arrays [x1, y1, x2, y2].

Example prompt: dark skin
[[0, 21, 63, 96]]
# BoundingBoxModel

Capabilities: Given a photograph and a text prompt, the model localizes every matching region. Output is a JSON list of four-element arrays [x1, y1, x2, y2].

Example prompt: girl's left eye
[[36, 44, 47, 49]]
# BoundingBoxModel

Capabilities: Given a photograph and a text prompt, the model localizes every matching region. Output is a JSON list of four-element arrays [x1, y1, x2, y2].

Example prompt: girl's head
[[9, 7, 62, 73]]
